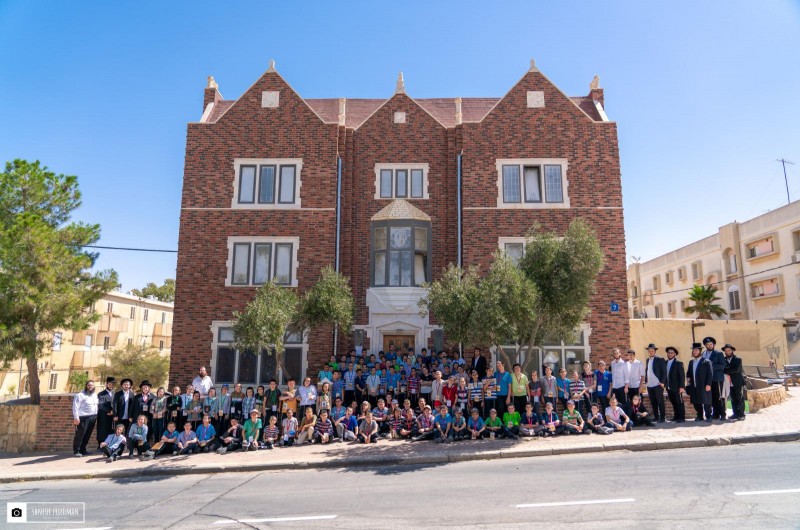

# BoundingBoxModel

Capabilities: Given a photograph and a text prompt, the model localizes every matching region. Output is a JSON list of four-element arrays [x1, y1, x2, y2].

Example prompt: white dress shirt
[[610, 359, 630, 389], [646, 358, 661, 388], [192, 375, 213, 397], [73, 391, 98, 419], [628, 359, 644, 388]]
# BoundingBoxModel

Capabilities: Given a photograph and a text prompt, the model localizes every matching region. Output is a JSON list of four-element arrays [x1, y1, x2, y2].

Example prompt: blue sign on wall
[[610, 302, 620, 313]]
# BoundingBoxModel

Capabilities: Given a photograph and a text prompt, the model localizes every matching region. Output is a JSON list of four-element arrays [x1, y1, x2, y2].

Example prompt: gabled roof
[[199, 63, 609, 126], [371, 199, 431, 222]]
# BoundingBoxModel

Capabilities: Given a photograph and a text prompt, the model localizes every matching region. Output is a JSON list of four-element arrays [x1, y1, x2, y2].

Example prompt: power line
[[81, 245, 177, 254], [628, 259, 800, 302], [778, 158, 796, 205]]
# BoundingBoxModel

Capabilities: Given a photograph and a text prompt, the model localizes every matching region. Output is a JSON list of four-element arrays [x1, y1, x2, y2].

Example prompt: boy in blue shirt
[[155, 421, 179, 457], [434, 404, 453, 443], [196, 414, 217, 452], [594, 360, 613, 412]]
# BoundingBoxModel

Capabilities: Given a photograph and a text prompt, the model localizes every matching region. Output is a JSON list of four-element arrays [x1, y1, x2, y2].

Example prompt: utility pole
[[777, 158, 795, 204]]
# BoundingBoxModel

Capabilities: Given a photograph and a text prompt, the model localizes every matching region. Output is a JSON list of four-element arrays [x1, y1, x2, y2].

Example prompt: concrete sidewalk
[[2, 388, 798, 484]]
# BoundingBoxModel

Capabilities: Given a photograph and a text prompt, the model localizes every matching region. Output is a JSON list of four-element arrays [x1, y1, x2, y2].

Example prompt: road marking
[[214, 515, 337, 525], [734, 488, 800, 496], [516, 498, 635, 509]]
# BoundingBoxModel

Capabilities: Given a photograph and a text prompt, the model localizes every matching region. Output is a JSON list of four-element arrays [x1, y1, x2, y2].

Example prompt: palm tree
[[684, 285, 727, 319]]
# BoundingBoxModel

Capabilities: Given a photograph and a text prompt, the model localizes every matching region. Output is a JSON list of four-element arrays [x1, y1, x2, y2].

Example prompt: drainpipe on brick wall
[[333, 155, 343, 358], [457, 152, 462, 268]]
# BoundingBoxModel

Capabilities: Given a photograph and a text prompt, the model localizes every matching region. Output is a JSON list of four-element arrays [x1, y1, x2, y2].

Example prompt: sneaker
[[111, 455, 117, 462], [173, 451, 178, 456], [216, 447, 226, 454], [106, 456, 112, 462], [74, 452, 82, 458]]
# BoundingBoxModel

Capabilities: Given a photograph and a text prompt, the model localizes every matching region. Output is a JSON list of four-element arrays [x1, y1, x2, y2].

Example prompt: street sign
[[610, 302, 620, 313]]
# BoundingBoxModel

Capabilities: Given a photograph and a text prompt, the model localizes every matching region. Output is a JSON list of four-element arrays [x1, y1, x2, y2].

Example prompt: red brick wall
[[34, 394, 75, 453]]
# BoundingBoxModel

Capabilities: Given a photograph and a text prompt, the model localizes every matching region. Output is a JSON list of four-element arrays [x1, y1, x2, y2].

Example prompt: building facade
[[172, 60, 628, 387], [628, 199, 800, 325], [0, 291, 173, 398]]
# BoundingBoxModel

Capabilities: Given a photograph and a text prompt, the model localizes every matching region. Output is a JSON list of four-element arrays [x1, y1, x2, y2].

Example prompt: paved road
[[2, 442, 799, 529]]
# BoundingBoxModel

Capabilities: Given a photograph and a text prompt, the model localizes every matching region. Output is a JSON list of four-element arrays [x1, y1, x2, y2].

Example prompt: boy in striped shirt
[[261, 415, 280, 449], [313, 409, 335, 444]]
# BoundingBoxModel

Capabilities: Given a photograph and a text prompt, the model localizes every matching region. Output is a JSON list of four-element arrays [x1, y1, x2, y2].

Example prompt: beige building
[[628, 199, 800, 363], [0, 291, 173, 399]]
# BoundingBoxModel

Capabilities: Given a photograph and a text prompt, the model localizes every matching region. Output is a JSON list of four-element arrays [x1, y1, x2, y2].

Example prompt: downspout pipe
[[457, 152, 462, 268], [333, 155, 343, 358]]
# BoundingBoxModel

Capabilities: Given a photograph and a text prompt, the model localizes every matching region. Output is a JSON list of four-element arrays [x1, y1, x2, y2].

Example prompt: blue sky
[[1, 1, 799, 291]]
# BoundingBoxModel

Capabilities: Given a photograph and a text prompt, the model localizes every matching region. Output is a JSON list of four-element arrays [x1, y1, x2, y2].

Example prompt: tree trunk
[[26, 354, 41, 405]]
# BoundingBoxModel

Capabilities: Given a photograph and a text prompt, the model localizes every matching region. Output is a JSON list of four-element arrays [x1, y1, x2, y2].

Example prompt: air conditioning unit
[[792, 251, 800, 264]]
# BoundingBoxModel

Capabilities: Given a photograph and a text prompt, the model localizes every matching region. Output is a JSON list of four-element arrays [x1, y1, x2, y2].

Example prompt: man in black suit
[[471, 348, 487, 380], [703, 337, 726, 420], [95, 377, 116, 449], [644, 344, 668, 423], [132, 381, 155, 441], [723, 343, 746, 421], [664, 346, 686, 423], [113, 378, 135, 435], [686, 343, 713, 422]]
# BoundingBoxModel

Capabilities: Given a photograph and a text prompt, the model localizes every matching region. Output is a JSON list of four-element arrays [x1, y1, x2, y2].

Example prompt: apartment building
[[0, 291, 173, 398], [172, 60, 628, 387]]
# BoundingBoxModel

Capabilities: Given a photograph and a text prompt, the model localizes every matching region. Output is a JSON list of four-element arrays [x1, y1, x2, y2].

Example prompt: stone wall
[[0, 404, 37, 453], [748, 385, 787, 412]]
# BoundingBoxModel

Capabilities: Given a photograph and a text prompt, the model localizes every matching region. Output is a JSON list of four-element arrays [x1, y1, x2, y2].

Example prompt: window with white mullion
[[278, 166, 296, 204], [252, 243, 272, 285], [380, 170, 393, 198], [396, 170, 408, 198], [502, 165, 521, 203], [258, 165, 276, 204], [238, 166, 257, 204], [232, 243, 251, 285], [274, 243, 292, 285]]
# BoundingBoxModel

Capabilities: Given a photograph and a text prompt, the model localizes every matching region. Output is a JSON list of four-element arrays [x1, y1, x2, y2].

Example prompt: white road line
[[734, 488, 800, 496], [516, 498, 635, 509], [214, 515, 337, 525]]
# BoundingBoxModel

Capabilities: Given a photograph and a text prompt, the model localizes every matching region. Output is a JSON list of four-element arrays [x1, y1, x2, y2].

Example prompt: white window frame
[[232, 158, 303, 209], [374, 163, 430, 200], [495, 158, 570, 209], [225, 236, 300, 287], [48, 373, 58, 391], [749, 276, 782, 300], [209, 320, 309, 386], [728, 284, 741, 312], [498, 237, 527, 266], [143, 309, 149, 322], [744, 234, 779, 261]]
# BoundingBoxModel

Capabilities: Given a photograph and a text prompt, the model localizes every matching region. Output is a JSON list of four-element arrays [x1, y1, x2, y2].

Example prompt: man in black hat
[[723, 344, 746, 421], [644, 344, 667, 423], [113, 378, 135, 435], [133, 381, 155, 442], [686, 343, 713, 422], [702, 337, 726, 420], [96, 377, 116, 450], [664, 347, 686, 422]]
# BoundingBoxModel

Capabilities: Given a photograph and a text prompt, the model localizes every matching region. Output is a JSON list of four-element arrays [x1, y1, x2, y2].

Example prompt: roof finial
[[395, 71, 405, 94], [338, 98, 347, 126], [529, 58, 538, 72], [267, 59, 277, 73], [590, 75, 600, 90], [207, 75, 218, 90]]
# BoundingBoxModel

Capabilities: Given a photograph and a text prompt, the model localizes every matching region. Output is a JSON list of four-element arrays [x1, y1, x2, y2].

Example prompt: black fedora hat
[[691, 342, 703, 349], [702, 336, 716, 345], [646, 343, 658, 350], [105, 376, 116, 383], [665, 346, 679, 355], [722, 343, 736, 351], [120, 378, 133, 386], [140, 380, 152, 388]]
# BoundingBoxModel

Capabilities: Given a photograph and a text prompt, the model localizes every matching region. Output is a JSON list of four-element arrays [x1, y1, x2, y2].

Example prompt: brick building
[[172, 60, 628, 387]]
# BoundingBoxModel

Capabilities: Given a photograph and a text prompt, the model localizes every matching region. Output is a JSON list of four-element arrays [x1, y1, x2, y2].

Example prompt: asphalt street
[[1, 442, 798, 529]]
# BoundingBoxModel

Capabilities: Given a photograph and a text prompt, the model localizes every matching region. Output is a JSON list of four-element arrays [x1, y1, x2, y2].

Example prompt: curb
[[2, 430, 798, 484]]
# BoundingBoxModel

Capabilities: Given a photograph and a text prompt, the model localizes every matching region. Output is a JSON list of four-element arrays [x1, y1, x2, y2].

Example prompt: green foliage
[[68, 370, 89, 392], [419, 264, 481, 348], [233, 280, 299, 357], [0, 159, 118, 403], [97, 344, 170, 389], [131, 279, 175, 303], [684, 284, 726, 319], [297, 266, 354, 332], [421, 218, 604, 371]]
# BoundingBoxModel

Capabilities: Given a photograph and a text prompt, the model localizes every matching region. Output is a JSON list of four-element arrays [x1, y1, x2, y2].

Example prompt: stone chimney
[[204, 75, 222, 112], [589, 75, 604, 107]]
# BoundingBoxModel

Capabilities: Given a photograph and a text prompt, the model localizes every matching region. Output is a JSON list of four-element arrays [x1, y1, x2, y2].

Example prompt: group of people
[[72, 337, 747, 461]]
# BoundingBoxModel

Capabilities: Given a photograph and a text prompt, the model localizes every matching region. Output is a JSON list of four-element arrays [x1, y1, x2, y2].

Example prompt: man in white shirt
[[626, 349, 645, 403], [72, 381, 99, 457], [192, 366, 213, 398], [609, 348, 630, 408]]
